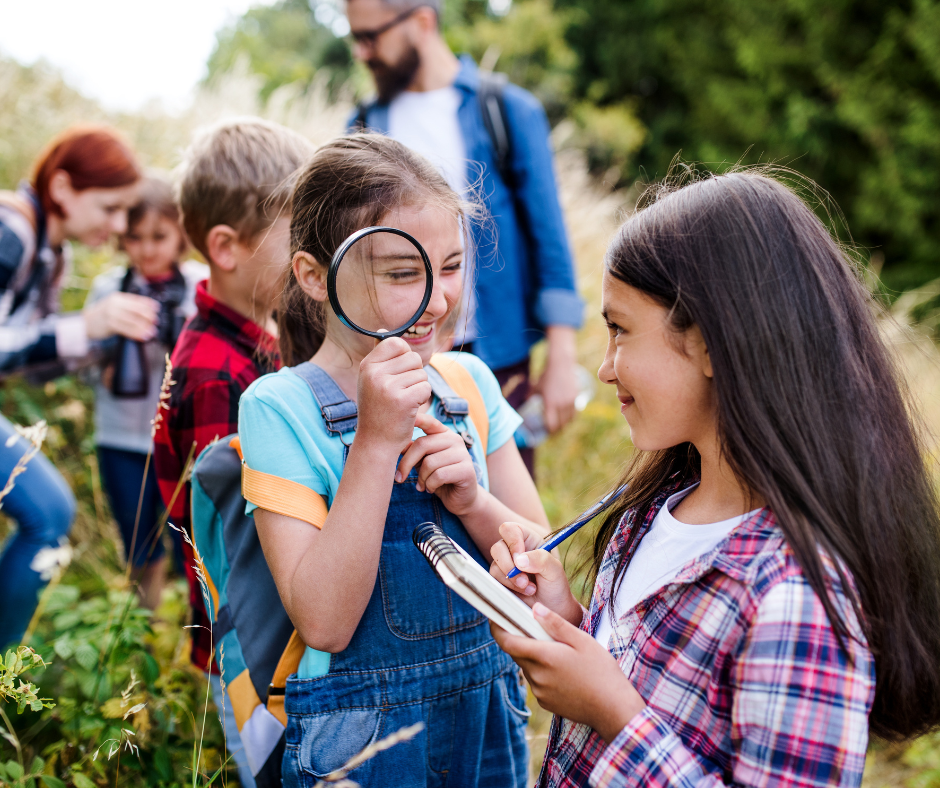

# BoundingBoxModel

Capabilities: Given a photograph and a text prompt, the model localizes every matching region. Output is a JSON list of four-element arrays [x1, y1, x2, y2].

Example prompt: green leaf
[[29, 755, 44, 774], [73, 643, 97, 673], [71, 773, 96, 788], [52, 639, 73, 660], [7, 760, 24, 779], [152, 747, 172, 782], [39, 776, 65, 788], [141, 652, 159, 685], [0, 761, 8, 780]]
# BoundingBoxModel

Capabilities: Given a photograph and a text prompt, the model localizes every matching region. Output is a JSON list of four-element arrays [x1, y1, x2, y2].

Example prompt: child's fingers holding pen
[[510, 547, 570, 593], [490, 524, 537, 595]]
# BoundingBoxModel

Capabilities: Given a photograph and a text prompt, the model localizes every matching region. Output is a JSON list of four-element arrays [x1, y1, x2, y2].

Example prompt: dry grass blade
[[151, 353, 175, 440], [0, 419, 48, 508], [316, 722, 425, 785]]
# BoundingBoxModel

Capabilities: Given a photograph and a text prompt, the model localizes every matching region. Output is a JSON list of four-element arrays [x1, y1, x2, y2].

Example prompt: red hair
[[32, 125, 142, 217]]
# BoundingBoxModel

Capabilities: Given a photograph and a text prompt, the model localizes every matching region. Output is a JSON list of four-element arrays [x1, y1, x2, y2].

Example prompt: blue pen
[[506, 485, 627, 579]]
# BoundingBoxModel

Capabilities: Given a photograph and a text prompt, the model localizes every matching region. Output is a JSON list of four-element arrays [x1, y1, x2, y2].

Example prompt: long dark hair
[[278, 133, 471, 366], [592, 168, 940, 740]]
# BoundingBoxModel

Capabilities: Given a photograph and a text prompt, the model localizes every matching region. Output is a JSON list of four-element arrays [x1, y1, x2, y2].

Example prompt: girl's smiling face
[[598, 271, 716, 452], [310, 203, 465, 366]]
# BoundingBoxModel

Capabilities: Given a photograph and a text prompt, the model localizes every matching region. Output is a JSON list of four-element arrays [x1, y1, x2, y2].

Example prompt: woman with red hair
[[0, 125, 159, 647]]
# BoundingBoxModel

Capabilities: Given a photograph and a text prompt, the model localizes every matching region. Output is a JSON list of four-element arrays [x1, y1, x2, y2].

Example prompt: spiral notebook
[[412, 522, 554, 641]]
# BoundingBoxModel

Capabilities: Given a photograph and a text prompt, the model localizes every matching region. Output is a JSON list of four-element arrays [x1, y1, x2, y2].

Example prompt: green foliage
[[554, 0, 940, 287], [205, 0, 355, 101], [0, 270, 233, 783], [0, 578, 233, 786], [447, 0, 579, 118], [0, 647, 53, 715], [447, 0, 646, 211]]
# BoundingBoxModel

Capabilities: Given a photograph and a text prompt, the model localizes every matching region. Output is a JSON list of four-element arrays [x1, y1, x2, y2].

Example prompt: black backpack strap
[[478, 71, 515, 189], [353, 100, 375, 132]]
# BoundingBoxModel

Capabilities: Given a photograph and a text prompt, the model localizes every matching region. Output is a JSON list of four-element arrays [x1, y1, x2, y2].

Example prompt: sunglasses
[[348, 5, 425, 47]]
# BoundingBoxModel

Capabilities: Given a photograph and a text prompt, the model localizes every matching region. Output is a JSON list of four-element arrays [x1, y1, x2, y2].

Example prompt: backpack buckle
[[458, 427, 474, 451]]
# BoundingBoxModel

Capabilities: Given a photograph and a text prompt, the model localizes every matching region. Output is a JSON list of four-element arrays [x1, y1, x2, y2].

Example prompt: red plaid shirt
[[539, 477, 875, 788], [153, 280, 278, 672]]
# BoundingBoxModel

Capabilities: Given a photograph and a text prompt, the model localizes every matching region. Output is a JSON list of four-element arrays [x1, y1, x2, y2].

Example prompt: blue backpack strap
[[291, 361, 483, 481], [291, 361, 469, 436], [292, 362, 358, 438], [425, 365, 470, 423]]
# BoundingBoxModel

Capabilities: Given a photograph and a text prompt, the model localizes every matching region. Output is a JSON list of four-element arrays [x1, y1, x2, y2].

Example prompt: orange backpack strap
[[265, 631, 307, 726], [231, 437, 329, 529], [429, 353, 489, 456]]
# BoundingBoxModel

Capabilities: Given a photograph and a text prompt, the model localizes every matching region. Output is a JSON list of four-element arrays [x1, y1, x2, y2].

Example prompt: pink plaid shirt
[[538, 478, 875, 788]]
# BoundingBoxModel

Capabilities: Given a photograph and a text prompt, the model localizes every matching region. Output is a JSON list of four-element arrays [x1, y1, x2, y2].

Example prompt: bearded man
[[346, 0, 584, 475]]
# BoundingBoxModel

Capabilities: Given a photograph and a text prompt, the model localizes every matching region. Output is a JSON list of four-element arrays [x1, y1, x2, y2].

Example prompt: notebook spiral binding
[[412, 521, 459, 570]]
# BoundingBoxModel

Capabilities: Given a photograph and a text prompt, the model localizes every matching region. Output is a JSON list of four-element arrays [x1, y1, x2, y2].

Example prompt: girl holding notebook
[[489, 170, 940, 787], [237, 134, 548, 786]]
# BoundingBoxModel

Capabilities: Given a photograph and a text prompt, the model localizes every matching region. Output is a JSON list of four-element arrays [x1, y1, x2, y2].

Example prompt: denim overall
[[281, 363, 530, 788]]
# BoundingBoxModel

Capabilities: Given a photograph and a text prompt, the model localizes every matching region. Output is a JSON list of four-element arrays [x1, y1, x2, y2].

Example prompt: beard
[[368, 44, 421, 102]]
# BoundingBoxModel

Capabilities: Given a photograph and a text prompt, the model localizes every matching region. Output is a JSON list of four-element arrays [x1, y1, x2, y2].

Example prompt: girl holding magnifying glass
[[237, 134, 548, 786]]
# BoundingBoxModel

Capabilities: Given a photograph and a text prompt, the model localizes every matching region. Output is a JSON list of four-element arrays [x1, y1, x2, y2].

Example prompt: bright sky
[[0, 0, 281, 113]]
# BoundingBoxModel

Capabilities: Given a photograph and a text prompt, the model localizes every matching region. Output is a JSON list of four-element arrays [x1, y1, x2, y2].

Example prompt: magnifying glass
[[327, 226, 434, 339]]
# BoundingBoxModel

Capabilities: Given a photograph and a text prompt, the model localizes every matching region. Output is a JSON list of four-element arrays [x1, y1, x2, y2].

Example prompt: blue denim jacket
[[348, 56, 583, 370]]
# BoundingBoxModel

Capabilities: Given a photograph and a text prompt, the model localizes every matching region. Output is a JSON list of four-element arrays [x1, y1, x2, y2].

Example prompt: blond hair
[[176, 118, 314, 261]]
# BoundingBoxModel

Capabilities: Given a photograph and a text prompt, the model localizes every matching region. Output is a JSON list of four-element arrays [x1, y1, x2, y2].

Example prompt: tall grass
[[2, 52, 940, 785]]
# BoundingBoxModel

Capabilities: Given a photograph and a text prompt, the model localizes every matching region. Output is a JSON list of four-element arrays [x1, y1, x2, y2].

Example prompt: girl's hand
[[489, 521, 583, 625], [357, 338, 431, 450], [396, 412, 479, 515], [84, 292, 160, 341], [491, 602, 646, 743]]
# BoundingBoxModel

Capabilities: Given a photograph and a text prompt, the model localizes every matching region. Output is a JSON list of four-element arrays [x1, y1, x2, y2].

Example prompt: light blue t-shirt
[[237, 351, 522, 678]]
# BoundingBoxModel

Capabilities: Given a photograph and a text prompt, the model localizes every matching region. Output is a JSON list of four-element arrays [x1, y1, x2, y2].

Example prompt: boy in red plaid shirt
[[152, 119, 313, 679]]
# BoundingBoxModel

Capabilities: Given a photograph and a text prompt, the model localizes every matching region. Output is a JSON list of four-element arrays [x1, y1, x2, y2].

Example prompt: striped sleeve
[[589, 574, 875, 788]]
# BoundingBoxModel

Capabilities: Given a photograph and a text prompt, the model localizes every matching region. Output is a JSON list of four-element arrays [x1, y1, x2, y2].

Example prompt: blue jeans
[[97, 446, 184, 570], [0, 413, 75, 649]]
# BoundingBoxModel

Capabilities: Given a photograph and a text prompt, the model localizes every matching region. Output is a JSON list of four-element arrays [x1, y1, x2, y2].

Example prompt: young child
[[237, 134, 548, 786], [151, 119, 314, 787], [86, 176, 206, 609], [489, 170, 940, 787]]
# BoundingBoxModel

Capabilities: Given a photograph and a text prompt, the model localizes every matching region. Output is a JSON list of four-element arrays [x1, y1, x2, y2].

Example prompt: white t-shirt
[[388, 86, 467, 193], [594, 485, 760, 646], [387, 86, 476, 342]]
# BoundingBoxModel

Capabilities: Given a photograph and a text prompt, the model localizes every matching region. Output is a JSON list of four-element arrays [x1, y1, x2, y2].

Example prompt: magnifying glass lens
[[331, 228, 433, 338]]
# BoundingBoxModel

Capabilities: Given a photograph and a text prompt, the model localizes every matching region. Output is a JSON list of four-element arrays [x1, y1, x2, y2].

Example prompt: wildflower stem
[[124, 449, 153, 584], [0, 705, 22, 766]]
